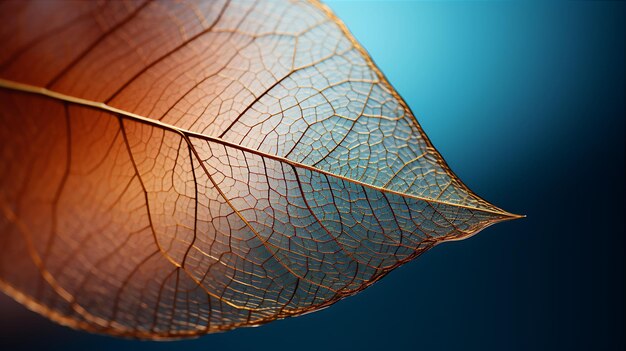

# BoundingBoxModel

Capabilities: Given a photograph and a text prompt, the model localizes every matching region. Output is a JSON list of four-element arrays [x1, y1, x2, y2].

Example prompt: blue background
[[1, 1, 624, 350]]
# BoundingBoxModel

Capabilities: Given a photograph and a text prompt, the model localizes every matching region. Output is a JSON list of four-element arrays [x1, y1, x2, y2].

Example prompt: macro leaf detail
[[0, 0, 518, 338]]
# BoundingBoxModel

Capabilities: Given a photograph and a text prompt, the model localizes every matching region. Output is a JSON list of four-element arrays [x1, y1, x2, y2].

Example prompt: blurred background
[[1, 1, 624, 350]]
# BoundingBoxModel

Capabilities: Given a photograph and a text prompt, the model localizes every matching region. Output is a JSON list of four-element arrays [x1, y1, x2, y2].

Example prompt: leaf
[[0, 0, 520, 339]]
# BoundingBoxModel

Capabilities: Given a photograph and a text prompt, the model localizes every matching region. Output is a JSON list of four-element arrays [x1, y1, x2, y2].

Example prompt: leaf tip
[[498, 210, 526, 221]]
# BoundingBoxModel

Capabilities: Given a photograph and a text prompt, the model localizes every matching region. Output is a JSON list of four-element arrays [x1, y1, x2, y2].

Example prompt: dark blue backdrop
[[1, 1, 624, 350]]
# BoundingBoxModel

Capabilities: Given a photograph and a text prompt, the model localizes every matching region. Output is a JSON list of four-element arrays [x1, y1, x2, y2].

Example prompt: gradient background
[[1, 1, 624, 350]]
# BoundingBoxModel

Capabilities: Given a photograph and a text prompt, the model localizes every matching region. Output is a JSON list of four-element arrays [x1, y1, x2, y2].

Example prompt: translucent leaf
[[0, 0, 520, 339]]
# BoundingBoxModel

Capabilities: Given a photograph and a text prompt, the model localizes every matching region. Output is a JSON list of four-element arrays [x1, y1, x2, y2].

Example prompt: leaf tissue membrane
[[0, 0, 519, 339]]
